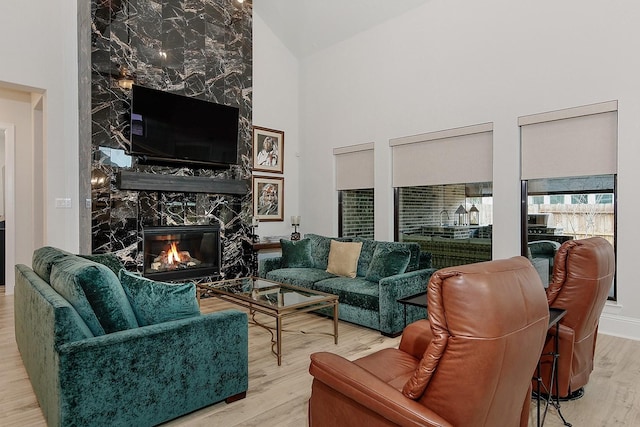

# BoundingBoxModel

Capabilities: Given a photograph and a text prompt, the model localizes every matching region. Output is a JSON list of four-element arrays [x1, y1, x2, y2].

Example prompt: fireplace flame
[[167, 242, 182, 264]]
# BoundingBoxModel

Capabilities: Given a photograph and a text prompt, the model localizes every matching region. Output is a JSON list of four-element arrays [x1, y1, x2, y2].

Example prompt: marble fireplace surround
[[87, 0, 254, 280]]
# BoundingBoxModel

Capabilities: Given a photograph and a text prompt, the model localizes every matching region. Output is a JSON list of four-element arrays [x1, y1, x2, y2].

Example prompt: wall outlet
[[55, 198, 72, 209]]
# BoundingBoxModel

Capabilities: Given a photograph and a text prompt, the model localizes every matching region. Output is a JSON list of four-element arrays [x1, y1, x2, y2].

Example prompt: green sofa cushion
[[379, 241, 421, 272], [280, 238, 314, 268], [119, 270, 201, 326], [354, 237, 378, 277], [266, 268, 337, 289], [305, 234, 352, 270], [365, 245, 411, 282], [32, 246, 73, 283], [78, 253, 125, 275], [314, 277, 380, 311], [50, 257, 139, 336]]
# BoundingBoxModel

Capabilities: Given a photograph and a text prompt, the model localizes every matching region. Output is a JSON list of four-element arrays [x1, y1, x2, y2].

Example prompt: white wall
[[0, 0, 80, 285], [252, 13, 301, 239], [283, 0, 640, 338]]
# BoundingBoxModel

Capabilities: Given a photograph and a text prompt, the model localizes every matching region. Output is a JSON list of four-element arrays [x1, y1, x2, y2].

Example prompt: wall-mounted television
[[129, 85, 239, 168]]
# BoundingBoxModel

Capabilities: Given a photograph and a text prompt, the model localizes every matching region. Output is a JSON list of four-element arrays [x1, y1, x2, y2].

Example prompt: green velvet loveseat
[[15, 246, 248, 427], [259, 234, 435, 336]]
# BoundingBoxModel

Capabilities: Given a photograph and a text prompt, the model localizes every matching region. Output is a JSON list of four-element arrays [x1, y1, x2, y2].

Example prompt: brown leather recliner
[[309, 257, 550, 427], [538, 237, 615, 399]]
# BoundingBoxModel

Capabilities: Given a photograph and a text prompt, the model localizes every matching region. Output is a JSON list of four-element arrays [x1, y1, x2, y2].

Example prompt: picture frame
[[252, 126, 284, 174], [253, 175, 284, 221]]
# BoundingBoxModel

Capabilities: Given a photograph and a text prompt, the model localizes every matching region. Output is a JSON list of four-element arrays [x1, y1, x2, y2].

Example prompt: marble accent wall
[[90, 0, 253, 279]]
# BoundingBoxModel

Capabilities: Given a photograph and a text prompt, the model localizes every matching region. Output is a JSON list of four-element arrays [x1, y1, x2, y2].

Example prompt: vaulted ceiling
[[254, 0, 431, 58]]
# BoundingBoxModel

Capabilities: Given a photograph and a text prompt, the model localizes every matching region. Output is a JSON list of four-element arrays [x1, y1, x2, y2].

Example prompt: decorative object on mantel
[[251, 217, 260, 243], [252, 126, 284, 174], [253, 176, 284, 221], [291, 216, 301, 241]]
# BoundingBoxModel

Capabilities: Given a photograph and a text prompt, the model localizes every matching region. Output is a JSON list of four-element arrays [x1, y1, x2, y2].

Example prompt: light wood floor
[[2, 291, 640, 426]]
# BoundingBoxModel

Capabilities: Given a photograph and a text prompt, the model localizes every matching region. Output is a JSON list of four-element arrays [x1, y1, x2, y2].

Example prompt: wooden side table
[[250, 241, 281, 276]]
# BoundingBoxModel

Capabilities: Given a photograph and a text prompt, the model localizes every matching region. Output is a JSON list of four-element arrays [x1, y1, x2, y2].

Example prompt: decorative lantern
[[455, 205, 468, 226], [469, 204, 480, 226]]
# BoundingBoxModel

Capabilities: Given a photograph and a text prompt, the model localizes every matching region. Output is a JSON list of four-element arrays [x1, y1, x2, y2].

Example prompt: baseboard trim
[[599, 313, 640, 341]]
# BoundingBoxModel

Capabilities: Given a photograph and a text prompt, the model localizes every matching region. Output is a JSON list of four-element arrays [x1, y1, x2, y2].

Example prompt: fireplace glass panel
[[143, 225, 220, 281]]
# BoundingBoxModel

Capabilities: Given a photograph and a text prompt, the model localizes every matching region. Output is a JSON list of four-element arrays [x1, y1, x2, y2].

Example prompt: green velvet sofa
[[14, 246, 248, 427], [259, 234, 435, 336]]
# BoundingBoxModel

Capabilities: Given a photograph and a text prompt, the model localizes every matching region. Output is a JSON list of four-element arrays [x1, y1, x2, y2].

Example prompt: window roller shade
[[334, 143, 374, 190], [390, 123, 493, 187], [520, 101, 617, 180]]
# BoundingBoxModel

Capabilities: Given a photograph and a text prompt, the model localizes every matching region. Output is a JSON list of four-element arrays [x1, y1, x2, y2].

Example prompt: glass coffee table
[[197, 277, 338, 365]]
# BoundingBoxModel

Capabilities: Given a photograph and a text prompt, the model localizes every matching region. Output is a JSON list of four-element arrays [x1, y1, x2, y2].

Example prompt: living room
[[1, 0, 640, 425]]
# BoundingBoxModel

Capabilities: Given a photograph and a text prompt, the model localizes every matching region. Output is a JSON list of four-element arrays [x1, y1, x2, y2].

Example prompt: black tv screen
[[129, 85, 239, 167]]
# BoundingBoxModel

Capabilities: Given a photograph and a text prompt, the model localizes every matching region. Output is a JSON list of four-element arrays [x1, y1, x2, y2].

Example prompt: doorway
[[0, 123, 15, 294]]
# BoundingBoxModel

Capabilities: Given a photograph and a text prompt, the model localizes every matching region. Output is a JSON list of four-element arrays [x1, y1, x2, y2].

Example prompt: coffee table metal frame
[[197, 277, 338, 366]]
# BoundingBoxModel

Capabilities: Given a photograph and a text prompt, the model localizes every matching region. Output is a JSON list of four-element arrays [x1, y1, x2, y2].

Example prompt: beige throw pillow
[[326, 240, 363, 278]]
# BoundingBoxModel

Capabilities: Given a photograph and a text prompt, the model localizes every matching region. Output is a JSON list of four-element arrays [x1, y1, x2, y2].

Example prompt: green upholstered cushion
[[280, 238, 314, 268], [119, 270, 201, 326], [305, 233, 352, 270], [78, 253, 125, 276], [266, 268, 337, 289], [32, 246, 73, 283], [354, 237, 377, 277], [374, 241, 421, 272], [365, 245, 411, 282], [314, 277, 379, 311], [50, 257, 139, 336]]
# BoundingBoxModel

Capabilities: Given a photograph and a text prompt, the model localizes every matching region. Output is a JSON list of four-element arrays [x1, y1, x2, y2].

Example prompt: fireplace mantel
[[116, 171, 248, 195]]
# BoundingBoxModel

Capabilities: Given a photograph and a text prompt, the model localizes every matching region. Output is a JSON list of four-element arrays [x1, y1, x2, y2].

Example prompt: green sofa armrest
[[259, 256, 282, 278], [378, 268, 436, 336], [56, 310, 248, 427]]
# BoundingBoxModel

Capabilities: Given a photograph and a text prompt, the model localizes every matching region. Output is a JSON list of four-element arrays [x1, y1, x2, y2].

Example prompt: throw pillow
[[365, 245, 411, 282], [119, 269, 200, 326], [50, 256, 139, 336], [326, 240, 363, 278], [280, 238, 314, 268], [78, 253, 125, 276], [32, 246, 73, 283]]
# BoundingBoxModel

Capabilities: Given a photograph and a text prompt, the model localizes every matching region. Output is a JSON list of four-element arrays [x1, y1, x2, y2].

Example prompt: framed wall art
[[252, 126, 284, 174], [253, 175, 284, 221]]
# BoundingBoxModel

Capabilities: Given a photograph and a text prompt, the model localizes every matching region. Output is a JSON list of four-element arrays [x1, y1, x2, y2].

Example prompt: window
[[334, 144, 375, 238], [524, 174, 616, 298], [396, 182, 493, 269], [339, 189, 374, 238]]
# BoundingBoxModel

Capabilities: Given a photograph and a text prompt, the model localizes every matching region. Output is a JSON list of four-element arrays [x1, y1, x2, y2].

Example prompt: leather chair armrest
[[309, 352, 451, 427], [399, 319, 433, 358]]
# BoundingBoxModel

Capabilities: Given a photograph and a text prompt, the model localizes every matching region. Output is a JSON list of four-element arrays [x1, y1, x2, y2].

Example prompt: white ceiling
[[253, 0, 431, 58]]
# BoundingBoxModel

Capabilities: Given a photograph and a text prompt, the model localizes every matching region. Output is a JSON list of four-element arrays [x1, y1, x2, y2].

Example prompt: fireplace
[[142, 225, 221, 281]]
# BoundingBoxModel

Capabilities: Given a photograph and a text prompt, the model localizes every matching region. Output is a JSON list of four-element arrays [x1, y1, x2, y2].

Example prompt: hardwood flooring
[[1, 291, 640, 426]]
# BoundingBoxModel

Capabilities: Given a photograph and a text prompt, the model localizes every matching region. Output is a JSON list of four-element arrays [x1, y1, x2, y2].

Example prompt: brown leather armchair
[[538, 237, 615, 399], [309, 257, 550, 427]]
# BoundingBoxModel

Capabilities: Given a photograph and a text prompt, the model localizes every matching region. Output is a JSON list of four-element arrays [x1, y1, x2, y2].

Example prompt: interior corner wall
[[0, 0, 81, 287], [252, 12, 301, 239], [286, 0, 640, 339]]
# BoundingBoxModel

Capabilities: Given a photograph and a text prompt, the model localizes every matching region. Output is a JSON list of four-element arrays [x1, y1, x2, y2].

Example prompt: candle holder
[[291, 215, 301, 241]]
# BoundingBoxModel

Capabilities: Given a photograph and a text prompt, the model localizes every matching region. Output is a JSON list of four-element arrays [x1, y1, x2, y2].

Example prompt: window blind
[[390, 123, 493, 187], [519, 101, 618, 180], [334, 143, 374, 190]]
